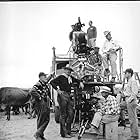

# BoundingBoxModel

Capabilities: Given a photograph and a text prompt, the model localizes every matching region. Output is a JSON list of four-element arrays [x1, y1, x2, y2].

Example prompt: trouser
[[91, 111, 119, 135], [127, 100, 139, 137], [34, 99, 50, 138], [88, 38, 96, 48], [102, 52, 117, 78], [91, 112, 119, 128], [57, 92, 74, 136], [119, 100, 127, 123]]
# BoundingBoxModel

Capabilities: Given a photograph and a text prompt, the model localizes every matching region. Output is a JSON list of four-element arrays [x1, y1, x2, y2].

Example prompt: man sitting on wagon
[[87, 46, 103, 82]]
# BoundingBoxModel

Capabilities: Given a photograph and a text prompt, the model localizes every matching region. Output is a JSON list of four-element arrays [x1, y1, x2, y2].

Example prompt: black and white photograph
[[1, 1, 140, 140]]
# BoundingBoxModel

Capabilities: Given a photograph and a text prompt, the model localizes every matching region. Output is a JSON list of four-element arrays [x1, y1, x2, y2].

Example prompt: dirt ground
[[0, 111, 140, 140]]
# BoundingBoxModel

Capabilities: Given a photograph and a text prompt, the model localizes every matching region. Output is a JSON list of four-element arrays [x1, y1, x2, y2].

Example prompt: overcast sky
[[0, 1, 140, 88]]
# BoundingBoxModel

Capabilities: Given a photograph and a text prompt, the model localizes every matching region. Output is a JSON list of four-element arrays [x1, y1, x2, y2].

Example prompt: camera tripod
[[71, 86, 96, 139]]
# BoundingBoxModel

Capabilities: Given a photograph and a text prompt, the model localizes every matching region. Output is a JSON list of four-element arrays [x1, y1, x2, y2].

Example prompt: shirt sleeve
[[102, 41, 108, 53], [30, 86, 41, 100], [131, 81, 138, 97], [112, 40, 120, 50], [33, 82, 42, 94], [50, 75, 61, 90]]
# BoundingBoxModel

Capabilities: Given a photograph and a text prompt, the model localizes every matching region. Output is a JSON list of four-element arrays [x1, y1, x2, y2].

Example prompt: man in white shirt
[[122, 68, 139, 140], [102, 31, 121, 82]]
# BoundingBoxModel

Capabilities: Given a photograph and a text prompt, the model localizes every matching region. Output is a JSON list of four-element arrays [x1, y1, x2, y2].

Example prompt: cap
[[39, 72, 46, 77], [104, 31, 111, 37]]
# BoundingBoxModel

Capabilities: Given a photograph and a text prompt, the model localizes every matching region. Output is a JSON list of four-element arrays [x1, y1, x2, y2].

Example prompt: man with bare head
[[87, 20, 97, 48]]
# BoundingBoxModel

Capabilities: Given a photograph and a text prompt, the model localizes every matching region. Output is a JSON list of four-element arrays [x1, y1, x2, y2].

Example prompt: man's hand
[[79, 82, 84, 89], [57, 89, 63, 95]]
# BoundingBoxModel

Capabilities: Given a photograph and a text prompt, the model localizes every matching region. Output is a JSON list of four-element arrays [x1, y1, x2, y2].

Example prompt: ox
[[0, 87, 31, 120]]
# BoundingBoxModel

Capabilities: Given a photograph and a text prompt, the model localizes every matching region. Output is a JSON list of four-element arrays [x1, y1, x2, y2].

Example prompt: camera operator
[[87, 20, 97, 48], [88, 86, 120, 135]]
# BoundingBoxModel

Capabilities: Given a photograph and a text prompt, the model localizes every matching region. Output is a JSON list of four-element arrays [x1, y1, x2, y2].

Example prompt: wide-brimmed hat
[[104, 31, 111, 37], [100, 86, 112, 94]]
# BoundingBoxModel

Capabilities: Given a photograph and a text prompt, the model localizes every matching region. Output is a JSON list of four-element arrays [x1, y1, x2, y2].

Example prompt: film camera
[[71, 84, 101, 139], [71, 17, 91, 55]]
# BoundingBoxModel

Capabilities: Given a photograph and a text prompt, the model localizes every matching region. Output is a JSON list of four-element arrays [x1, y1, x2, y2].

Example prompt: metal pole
[[51, 47, 56, 109], [119, 48, 123, 83]]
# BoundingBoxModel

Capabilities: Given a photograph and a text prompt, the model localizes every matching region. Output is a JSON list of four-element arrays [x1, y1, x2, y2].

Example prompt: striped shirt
[[31, 80, 51, 100]]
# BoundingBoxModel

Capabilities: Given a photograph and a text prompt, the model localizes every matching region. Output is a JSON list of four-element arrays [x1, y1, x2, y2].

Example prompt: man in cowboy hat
[[88, 86, 120, 135], [102, 31, 122, 82], [50, 65, 84, 138]]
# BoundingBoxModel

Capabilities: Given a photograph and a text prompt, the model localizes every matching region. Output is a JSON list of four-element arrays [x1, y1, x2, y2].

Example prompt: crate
[[105, 121, 118, 140]]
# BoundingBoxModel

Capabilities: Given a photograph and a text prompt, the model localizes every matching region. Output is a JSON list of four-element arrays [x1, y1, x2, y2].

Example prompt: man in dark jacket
[[87, 46, 103, 82], [87, 20, 97, 48], [50, 66, 84, 138], [30, 72, 54, 140]]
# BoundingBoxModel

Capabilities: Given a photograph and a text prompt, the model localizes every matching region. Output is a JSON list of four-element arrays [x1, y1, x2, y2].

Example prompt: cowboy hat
[[104, 31, 111, 37], [100, 86, 112, 94]]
